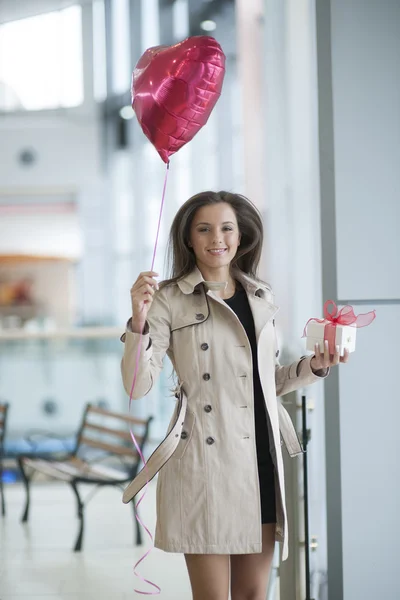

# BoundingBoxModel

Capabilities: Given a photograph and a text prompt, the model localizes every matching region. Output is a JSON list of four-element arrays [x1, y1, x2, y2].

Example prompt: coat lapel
[[234, 271, 280, 344], [246, 293, 279, 345], [176, 266, 280, 344]]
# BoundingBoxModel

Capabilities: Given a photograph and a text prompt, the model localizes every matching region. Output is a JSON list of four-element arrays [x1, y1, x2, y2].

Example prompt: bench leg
[[17, 457, 31, 522], [70, 481, 84, 552], [0, 464, 5, 517], [132, 500, 142, 546]]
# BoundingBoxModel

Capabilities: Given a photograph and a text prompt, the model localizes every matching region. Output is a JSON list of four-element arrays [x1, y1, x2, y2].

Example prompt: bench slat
[[23, 457, 127, 482], [23, 458, 74, 481], [80, 436, 136, 457], [84, 422, 141, 444], [87, 405, 147, 426]]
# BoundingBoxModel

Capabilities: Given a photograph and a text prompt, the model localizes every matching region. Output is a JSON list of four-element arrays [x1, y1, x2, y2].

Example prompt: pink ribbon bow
[[303, 300, 376, 353]]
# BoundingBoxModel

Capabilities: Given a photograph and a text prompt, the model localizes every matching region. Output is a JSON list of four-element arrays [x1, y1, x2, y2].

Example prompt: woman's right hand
[[130, 271, 159, 333]]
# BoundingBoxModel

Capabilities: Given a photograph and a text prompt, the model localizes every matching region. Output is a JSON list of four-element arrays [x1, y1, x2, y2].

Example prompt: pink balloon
[[131, 36, 226, 163]]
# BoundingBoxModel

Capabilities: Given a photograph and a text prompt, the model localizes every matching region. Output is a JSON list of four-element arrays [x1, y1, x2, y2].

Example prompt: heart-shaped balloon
[[131, 36, 226, 163]]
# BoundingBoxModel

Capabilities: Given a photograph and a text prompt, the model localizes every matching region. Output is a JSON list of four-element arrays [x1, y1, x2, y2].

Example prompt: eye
[[198, 227, 209, 233], [223, 226, 233, 231]]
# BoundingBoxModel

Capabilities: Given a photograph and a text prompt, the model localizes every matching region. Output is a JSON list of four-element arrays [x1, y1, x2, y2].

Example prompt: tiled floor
[[0, 479, 192, 599]]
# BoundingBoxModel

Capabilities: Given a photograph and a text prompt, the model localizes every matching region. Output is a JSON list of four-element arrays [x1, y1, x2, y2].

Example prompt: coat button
[[203, 373, 211, 381], [206, 436, 215, 445], [196, 313, 205, 320], [204, 405, 212, 413], [276, 350, 279, 357], [201, 343, 209, 351], [181, 431, 188, 440]]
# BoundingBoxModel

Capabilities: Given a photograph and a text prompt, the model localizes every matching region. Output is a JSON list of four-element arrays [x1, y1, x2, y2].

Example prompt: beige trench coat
[[121, 267, 328, 560]]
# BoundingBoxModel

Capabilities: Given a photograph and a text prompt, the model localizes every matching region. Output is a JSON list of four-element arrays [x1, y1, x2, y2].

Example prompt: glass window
[[111, 0, 130, 95], [0, 6, 84, 111], [93, 0, 107, 102], [173, 0, 189, 41], [141, 0, 160, 53]]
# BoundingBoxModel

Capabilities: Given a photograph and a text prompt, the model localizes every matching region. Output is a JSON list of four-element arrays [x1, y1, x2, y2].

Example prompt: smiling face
[[188, 202, 241, 275]]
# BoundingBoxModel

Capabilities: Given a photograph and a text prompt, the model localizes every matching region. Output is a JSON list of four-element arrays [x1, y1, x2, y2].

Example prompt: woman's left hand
[[310, 340, 350, 372]]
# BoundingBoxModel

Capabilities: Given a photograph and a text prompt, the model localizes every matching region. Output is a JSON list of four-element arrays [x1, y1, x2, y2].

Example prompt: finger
[[133, 276, 159, 290], [131, 275, 159, 293], [139, 271, 159, 278], [131, 279, 159, 296], [140, 275, 159, 286], [136, 284, 156, 299], [332, 345, 340, 366], [340, 348, 350, 363], [144, 283, 156, 296], [314, 343, 321, 369], [131, 286, 154, 303], [324, 340, 330, 367], [136, 280, 157, 293], [146, 277, 159, 291], [132, 287, 156, 312]]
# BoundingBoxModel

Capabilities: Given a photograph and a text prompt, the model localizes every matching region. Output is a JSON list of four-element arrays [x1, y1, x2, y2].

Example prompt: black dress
[[224, 286, 276, 524]]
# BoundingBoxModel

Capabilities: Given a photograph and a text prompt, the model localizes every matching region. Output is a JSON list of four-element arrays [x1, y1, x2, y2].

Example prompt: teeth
[[209, 249, 225, 254]]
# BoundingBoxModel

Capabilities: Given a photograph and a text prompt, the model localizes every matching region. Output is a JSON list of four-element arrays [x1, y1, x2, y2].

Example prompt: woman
[[121, 191, 348, 600]]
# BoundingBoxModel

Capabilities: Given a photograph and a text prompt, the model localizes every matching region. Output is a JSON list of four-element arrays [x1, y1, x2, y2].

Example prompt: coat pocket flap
[[278, 403, 304, 458]]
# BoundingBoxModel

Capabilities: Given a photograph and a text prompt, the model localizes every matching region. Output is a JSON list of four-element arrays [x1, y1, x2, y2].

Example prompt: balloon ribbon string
[[129, 161, 170, 595]]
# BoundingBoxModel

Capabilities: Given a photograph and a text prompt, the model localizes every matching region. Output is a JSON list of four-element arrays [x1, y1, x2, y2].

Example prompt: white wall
[[332, 1, 400, 597], [331, 0, 400, 302], [0, 204, 82, 258], [338, 304, 398, 600], [317, 1, 400, 598], [0, 109, 113, 323], [0, 0, 93, 25], [0, 0, 113, 324], [0, 112, 101, 188]]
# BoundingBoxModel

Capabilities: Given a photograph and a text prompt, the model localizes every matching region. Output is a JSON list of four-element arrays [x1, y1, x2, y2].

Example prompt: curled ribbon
[[303, 300, 376, 353], [128, 162, 170, 596]]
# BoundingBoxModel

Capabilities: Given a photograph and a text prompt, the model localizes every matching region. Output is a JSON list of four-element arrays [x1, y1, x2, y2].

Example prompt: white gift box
[[305, 321, 356, 356]]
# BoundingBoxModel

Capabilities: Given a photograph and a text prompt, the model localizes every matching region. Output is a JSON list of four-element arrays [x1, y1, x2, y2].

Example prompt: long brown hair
[[161, 191, 264, 288]]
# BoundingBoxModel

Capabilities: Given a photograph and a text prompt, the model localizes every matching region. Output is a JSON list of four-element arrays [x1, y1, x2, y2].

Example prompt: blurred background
[[0, 1, 398, 600]]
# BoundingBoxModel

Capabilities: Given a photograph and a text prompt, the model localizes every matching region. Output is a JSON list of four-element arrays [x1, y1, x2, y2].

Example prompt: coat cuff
[[298, 355, 330, 381], [120, 318, 151, 351]]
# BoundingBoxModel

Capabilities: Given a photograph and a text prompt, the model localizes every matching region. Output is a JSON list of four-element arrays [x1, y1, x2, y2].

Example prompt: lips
[[208, 249, 227, 255]]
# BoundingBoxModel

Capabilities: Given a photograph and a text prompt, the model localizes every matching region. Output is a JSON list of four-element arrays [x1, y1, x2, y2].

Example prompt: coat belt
[[122, 392, 302, 504], [122, 391, 187, 504]]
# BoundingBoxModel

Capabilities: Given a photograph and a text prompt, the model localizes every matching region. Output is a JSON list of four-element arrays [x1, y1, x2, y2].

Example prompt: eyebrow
[[195, 221, 235, 226]]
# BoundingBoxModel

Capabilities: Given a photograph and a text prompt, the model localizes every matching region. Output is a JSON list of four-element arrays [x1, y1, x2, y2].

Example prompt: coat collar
[[176, 266, 271, 299], [176, 266, 279, 343]]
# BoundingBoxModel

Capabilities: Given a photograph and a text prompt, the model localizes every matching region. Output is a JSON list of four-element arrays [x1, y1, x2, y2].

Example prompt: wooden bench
[[17, 403, 152, 551], [0, 401, 9, 517]]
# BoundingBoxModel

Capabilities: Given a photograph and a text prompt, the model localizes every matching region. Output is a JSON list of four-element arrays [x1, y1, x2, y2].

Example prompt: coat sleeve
[[275, 354, 329, 397], [120, 287, 171, 399], [270, 309, 329, 396]]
